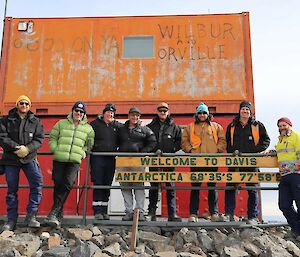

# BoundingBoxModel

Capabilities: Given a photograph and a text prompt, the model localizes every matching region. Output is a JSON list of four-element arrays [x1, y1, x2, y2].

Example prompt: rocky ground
[[0, 221, 300, 257]]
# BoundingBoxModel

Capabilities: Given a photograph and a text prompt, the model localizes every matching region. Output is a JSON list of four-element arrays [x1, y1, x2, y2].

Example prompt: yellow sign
[[115, 156, 278, 168], [115, 171, 280, 183]]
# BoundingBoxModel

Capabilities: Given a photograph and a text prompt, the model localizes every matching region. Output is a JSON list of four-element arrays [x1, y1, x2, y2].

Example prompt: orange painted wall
[[0, 12, 253, 115]]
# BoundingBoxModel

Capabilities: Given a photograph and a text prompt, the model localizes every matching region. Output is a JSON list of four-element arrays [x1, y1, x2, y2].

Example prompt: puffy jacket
[[49, 113, 95, 164], [118, 120, 156, 153], [275, 130, 300, 176], [181, 121, 226, 153], [226, 116, 270, 153], [90, 116, 122, 152], [0, 108, 44, 166], [147, 115, 181, 153]]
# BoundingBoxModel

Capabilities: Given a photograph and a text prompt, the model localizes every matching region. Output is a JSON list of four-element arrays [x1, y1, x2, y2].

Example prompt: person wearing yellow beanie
[[16, 95, 31, 107], [0, 95, 44, 231]]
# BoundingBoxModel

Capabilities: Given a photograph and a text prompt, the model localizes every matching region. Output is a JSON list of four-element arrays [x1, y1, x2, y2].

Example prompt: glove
[[156, 149, 162, 156], [14, 145, 30, 158]]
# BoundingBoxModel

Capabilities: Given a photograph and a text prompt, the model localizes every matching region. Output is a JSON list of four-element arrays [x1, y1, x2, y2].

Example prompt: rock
[[91, 235, 105, 248], [175, 232, 185, 251], [103, 242, 121, 257], [135, 244, 145, 254], [241, 241, 261, 256], [105, 234, 123, 244], [91, 226, 102, 236], [259, 247, 293, 257], [0, 233, 40, 257], [67, 228, 93, 241], [41, 246, 71, 257], [286, 240, 300, 257], [179, 253, 207, 257], [240, 228, 263, 241], [252, 234, 277, 249], [93, 252, 110, 257], [41, 232, 51, 240], [0, 248, 21, 257], [48, 235, 61, 249], [155, 251, 177, 257], [0, 230, 14, 239], [197, 231, 214, 253], [151, 241, 175, 253], [183, 230, 199, 245], [138, 231, 170, 244], [220, 246, 249, 257], [73, 240, 99, 257]]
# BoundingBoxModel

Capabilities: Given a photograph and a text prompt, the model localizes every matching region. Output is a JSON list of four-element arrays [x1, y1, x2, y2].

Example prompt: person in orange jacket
[[181, 102, 226, 222]]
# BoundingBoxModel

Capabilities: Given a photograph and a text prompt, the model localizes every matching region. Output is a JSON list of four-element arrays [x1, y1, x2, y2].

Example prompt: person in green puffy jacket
[[44, 101, 94, 227]]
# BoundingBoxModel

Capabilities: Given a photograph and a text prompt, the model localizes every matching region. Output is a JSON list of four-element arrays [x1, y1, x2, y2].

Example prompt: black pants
[[148, 168, 177, 217], [90, 156, 115, 215], [189, 167, 218, 216], [51, 160, 80, 212]]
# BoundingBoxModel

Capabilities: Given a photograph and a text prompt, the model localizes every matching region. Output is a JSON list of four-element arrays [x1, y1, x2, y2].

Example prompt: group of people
[[0, 95, 299, 239]]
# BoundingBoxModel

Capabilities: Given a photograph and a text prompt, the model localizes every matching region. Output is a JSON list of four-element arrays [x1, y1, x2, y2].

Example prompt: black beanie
[[72, 101, 86, 114], [239, 101, 252, 113], [103, 103, 116, 114]]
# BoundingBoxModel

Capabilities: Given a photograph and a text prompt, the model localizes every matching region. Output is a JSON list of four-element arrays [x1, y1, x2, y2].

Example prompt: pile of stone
[[0, 223, 300, 257]]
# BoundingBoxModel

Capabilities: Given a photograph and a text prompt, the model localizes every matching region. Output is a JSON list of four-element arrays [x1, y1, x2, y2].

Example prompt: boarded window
[[123, 36, 154, 58]]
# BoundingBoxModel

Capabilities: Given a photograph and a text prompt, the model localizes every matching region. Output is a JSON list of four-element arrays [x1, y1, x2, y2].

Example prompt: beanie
[[277, 117, 292, 127], [103, 103, 116, 114], [196, 102, 209, 115], [72, 101, 86, 114], [157, 102, 169, 110], [16, 95, 31, 106], [240, 101, 252, 113]]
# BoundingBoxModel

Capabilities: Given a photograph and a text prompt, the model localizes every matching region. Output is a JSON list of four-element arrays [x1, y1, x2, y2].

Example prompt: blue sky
[[1, 0, 299, 219]]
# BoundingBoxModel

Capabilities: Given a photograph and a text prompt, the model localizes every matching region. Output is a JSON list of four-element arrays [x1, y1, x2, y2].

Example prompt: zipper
[[69, 124, 78, 161]]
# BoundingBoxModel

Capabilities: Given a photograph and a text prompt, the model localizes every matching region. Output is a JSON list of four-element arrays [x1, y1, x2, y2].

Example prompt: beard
[[279, 128, 292, 137]]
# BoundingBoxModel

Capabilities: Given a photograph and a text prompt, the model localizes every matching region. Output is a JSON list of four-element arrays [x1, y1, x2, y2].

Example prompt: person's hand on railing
[[262, 149, 277, 156], [155, 149, 162, 156]]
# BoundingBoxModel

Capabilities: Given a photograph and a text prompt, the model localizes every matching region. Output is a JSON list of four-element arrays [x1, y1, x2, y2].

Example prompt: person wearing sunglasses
[[0, 95, 45, 231], [182, 102, 226, 222], [147, 102, 182, 222], [44, 101, 94, 228]]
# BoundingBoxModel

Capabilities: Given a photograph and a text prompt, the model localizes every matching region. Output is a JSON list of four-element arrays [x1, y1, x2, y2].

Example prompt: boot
[[2, 220, 16, 232], [44, 207, 60, 228], [168, 214, 182, 222], [148, 209, 157, 221], [24, 212, 40, 228]]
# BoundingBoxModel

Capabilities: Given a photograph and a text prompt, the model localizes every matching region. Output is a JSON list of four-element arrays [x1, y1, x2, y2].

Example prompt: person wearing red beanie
[[276, 117, 300, 239]]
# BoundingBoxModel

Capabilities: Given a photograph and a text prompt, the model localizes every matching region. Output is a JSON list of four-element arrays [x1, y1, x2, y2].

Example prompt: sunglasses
[[74, 109, 85, 114], [158, 109, 168, 113], [19, 102, 29, 106], [197, 111, 207, 115]]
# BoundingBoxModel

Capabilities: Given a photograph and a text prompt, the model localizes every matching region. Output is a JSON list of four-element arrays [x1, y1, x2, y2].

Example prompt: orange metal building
[[0, 12, 255, 218]]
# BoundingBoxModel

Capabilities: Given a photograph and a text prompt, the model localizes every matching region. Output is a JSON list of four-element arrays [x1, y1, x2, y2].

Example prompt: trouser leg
[[225, 182, 236, 216], [134, 182, 145, 213], [166, 181, 176, 217], [189, 182, 201, 215], [207, 182, 218, 215], [90, 156, 115, 214], [22, 160, 43, 214], [247, 183, 258, 219], [148, 181, 159, 213], [5, 166, 20, 221], [120, 182, 134, 214]]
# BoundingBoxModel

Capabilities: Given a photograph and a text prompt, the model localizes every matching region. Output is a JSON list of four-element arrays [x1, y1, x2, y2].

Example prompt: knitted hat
[[72, 101, 86, 114], [129, 107, 141, 114], [277, 117, 292, 127], [240, 101, 252, 113], [16, 95, 31, 106], [196, 102, 209, 115], [103, 103, 116, 114]]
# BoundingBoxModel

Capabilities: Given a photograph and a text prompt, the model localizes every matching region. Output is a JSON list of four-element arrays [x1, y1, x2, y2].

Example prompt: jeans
[[279, 173, 300, 235], [4, 160, 43, 221]]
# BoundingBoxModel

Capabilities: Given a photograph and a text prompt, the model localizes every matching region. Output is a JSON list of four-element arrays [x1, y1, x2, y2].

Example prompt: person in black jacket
[[0, 95, 44, 231], [90, 103, 122, 220], [147, 102, 182, 222], [224, 101, 270, 224], [118, 107, 156, 221]]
